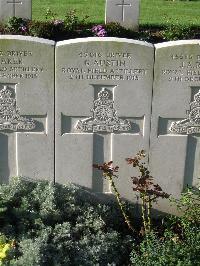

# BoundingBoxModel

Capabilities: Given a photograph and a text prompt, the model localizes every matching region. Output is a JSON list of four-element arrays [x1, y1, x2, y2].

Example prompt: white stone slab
[[56, 37, 154, 201], [105, 0, 140, 30], [0, 0, 31, 22], [149, 40, 200, 213], [0, 36, 55, 182]]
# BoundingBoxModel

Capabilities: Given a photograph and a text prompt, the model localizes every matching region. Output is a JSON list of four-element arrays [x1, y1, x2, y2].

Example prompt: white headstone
[[105, 0, 140, 30], [0, 0, 32, 21], [56, 37, 154, 201], [149, 40, 200, 213], [0, 36, 55, 182]]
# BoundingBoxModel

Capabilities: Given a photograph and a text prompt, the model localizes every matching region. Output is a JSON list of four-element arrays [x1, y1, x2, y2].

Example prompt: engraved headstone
[[0, 36, 54, 182], [56, 38, 154, 201], [105, 0, 140, 30], [0, 0, 32, 22], [149, 40, 200, 213]]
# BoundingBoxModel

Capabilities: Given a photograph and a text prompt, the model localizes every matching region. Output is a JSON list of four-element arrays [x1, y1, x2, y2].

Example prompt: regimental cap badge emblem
[[170, 89, 200, 135], [76, 88, 131, 133], [0, 85, 36, 131]]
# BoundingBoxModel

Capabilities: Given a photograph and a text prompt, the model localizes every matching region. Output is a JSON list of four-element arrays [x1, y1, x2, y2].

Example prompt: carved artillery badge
[[0, 85, 35, 131], [76, 88, 131, 132], [170, 89, 200, 134]]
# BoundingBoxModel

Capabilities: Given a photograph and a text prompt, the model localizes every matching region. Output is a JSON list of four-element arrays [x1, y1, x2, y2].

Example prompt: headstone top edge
[[155, 39, 200, 49], [105, 0, 140, 6], [56, 37, 154, 48], [0, 35, 55, 45]]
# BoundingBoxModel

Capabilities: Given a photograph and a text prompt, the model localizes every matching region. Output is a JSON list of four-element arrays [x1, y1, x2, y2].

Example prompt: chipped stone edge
[[0, 35, 55, 45], [56, 37, 154, 48]]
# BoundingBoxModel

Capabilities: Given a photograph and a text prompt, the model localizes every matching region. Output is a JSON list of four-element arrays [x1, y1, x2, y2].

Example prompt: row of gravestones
[[0, 36, 199, 214], [0, 0, 139, 30]]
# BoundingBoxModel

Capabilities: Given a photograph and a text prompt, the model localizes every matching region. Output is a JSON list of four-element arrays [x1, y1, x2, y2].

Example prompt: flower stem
[[141, 194, 148, 233], [147, 196, 152, 232], [108, 176, 134, 232]]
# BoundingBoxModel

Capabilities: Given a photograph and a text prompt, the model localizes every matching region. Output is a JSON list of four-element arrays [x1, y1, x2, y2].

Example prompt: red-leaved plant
[[94, 150, 170, 234], [126, 150, 170, 233]]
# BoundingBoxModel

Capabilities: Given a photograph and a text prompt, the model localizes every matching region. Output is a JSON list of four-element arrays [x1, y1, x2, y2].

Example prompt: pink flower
[[53, 19, 64, 26], [97, 29, 107, 37], [20, 25, 27, 32], [92, 25, 107, 37]]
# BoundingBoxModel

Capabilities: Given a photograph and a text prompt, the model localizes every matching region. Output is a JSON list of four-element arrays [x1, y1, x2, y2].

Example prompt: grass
[[141, 0, 200, 26], [32, 0, 105, 24], [32, 0, 200, 26]]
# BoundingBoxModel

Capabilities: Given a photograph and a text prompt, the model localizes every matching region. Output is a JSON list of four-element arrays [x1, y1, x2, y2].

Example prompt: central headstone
[[56, 38, 154, 200], [105, 0, 140, 30], [0, 36, 54, 182], [0, 0, 32, 22]]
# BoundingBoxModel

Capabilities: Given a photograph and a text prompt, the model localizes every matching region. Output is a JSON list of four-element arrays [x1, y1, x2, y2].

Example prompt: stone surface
[[149, 40, 200, 213], [56, 37, 154, 201], [1, 35, 198, 215], [105, 0, 140, 30], [0, 35, 55, 182], [0, 0, 32, 21]]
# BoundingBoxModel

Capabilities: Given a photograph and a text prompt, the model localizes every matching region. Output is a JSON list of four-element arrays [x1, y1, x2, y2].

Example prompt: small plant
[[5, 17, 29, 34], [130, 183, 200, 265], [0, 177, 133, 265], [162, 17, 192, 40], [45, 7, 57, 21], [28, 9, 90, 40], [94, 151, 169, 234], [130, 226, 200, 266], [64, 9, 78, 28], [64, 9, 88, 32], [93, 161, 134, 232], [105, 22, 137, 39], [126, 151, 170, 233], [0, 234, 15, 265], [171, 182, 200, 225]]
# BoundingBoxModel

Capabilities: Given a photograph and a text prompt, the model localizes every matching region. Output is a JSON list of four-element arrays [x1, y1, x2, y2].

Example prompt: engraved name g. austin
[[76, 88, 131, 133]]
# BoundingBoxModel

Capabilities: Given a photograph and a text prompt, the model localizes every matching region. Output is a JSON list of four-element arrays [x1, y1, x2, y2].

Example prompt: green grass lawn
[[32, 0, 200, 26]]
